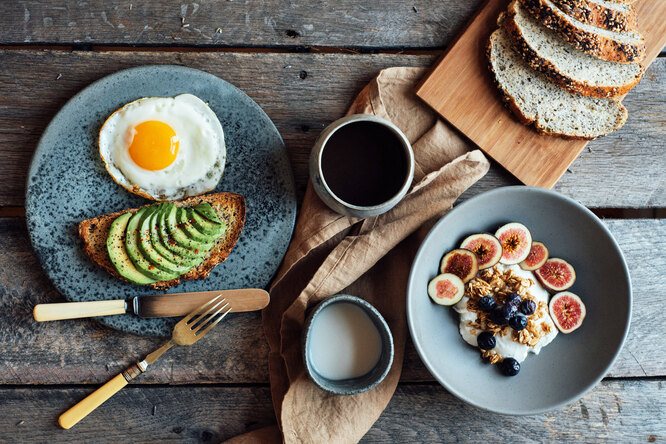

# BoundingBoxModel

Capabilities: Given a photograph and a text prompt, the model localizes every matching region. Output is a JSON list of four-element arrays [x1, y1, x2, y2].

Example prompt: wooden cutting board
[[416, 0, 666, 188]]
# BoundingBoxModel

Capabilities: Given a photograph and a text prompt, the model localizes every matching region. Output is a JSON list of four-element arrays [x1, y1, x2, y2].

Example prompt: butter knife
[[33, 289, 268, 322]]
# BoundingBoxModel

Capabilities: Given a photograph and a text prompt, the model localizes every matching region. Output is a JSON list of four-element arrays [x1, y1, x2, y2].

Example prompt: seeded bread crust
[[78, 192, 246, 290], [487, 28, 627, 139], [551, 0, 637, 32], [502, 2, 643, 98], [519, 0, 645, 63]]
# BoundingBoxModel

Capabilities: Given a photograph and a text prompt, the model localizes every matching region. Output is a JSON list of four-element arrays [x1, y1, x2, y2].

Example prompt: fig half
[[439, 249, 479, 283], [427, 273, 465, 306], [535, 258, 576, 292], [549, 291, 586, 333], [494, 223, 532, 265], [460, 234, 503, 270], [519, 241, 549, 271]]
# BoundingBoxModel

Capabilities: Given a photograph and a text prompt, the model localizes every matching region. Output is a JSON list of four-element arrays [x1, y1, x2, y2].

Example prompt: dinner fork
[[58, 294, 232, 429]]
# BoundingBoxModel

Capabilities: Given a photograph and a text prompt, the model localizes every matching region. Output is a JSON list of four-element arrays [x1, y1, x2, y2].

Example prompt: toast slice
[[78, 192, 246, 290], [503, 1, 643, 98], [551, 0, 637, 32], [520, 0, 645, 63], [487, 27, 627, 139]]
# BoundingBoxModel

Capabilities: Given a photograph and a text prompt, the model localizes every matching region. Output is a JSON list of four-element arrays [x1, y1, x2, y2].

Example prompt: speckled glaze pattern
[[25, 65, 296, 337], [302, 294, 394, 396]]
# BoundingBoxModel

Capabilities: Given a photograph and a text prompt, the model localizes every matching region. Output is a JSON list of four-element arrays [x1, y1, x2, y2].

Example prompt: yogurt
[[454, 264, 558, 363]]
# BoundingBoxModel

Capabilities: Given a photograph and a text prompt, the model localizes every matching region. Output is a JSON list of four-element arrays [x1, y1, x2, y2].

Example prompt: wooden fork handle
[[58, 373, 128, 429], [34, 300, 126, 322], [58, 362, 145, 429]]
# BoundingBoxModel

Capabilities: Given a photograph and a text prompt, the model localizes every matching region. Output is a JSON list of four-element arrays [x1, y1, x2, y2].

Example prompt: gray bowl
[[407, 186, 632, 415], [302, 295, 394, 395]]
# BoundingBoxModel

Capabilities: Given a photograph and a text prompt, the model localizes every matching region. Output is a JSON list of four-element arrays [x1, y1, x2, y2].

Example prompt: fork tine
[[181, 294, 223, 324], [194, 304, 233, 337], [192, 302, 231, 336], [192, 301, 230, 333], [188, 296, 226, 328]]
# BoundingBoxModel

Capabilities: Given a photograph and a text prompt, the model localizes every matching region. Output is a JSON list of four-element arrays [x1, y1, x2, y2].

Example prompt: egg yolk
[[128, 121, 179, 171]]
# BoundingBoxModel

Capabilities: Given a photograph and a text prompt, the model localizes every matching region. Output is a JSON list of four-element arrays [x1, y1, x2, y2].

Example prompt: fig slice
[[427, 273, 465, 306], [535, 258, 576, 292], [494, 223, 533, 265], [549, 291, 586, 333], [439, 248, 479, 283], [459, 234, 503, 270], [519, 241, 549, 271]]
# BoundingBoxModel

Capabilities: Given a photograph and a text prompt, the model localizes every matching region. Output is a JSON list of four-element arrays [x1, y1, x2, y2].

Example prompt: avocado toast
[[78, 192, 246, 290]]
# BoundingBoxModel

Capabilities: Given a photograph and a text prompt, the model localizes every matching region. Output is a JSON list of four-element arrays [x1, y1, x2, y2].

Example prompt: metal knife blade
[[131, 288, 269, 318]]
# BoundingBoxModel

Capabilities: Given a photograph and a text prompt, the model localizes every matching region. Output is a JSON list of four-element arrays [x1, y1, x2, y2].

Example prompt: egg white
[[99, 94, 226, 200]]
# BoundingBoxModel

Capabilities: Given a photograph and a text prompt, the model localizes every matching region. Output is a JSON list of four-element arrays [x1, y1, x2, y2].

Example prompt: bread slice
[[78, 192, 246, 290], [551, 0, 637, 32], [487, 27, 627, 139], [503, 1, 643, 98], [519, 0, 645, 63]]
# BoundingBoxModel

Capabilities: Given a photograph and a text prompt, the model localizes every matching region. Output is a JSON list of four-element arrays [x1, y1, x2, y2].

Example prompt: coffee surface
[[320, 121, 407, 207]]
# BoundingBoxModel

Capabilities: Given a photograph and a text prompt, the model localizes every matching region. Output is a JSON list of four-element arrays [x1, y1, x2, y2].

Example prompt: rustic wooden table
[[1, 1, 665, 442]]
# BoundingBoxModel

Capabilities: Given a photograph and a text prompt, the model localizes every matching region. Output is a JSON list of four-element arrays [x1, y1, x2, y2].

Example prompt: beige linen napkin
[[227, 67, 490, 443]]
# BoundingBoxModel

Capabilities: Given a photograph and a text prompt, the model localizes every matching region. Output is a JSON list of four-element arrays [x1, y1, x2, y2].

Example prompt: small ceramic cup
[[302, 294, 394, 396], [309, 114, 415, 218]]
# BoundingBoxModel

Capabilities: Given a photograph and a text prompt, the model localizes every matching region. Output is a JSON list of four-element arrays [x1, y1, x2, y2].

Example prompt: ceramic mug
[[309, 114, 415, 218], [302, 294, 394, 395]]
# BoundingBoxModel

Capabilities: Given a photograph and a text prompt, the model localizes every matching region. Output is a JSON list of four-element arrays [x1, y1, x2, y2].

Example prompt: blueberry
[[509, 312, 528, 331], [506, 292, 522, 309], [478, 295, 496, 312], [477, 331, 496, 350], [520, 299, 537, 316], [500, 358, 520, 376], [490, 305, 513, 325]]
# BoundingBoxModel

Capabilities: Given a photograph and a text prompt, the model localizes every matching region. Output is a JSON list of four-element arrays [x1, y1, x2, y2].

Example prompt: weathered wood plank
[[0, 380, 663, 442], [5, 0, 483, 48], [1, 217, 664, 384], [0, 50, 664, 208], [0, 222, 271, 385]]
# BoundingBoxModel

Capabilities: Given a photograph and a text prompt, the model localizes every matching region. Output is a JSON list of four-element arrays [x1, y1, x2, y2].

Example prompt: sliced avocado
[[139, 205, 191, 274], [177, 207, 219, 243], [194, 202, 223, 224], [150, 204, 203, 268], [188, 207, 226, 236], [165, 204, 214, 253], [125, 207, 180, 281], [106, 213, 156, 285], [158, 203, 209, 259]]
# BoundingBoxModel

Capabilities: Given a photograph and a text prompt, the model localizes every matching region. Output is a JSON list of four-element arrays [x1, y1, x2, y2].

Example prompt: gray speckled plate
[[25, 65, 296, 337], [407, 186, 631, 414]]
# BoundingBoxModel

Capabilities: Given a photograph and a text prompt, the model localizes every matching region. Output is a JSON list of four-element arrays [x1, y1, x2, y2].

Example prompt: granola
[[455, 264, 557, 364]]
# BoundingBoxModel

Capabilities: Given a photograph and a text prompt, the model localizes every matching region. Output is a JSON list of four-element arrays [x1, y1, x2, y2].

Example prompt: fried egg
[[99, 94, 226, 200]]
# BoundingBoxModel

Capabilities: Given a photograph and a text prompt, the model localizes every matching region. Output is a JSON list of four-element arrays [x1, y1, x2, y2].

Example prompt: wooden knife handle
[[59, 373, 128, 429], [33, 300, 126, 322]]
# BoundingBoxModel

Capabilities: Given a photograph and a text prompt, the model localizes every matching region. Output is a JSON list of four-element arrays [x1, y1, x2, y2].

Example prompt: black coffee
[[320, 121, 408, 207]]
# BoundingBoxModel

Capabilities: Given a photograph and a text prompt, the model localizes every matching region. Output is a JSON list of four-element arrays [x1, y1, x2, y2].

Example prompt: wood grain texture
[[0, 220, 270, 385], [5, 0, 484, 48], [0, 50, 664, 208], [0, 380, 663, 442], [416, 0, 666, 188], [1, 217, 664, 384]]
